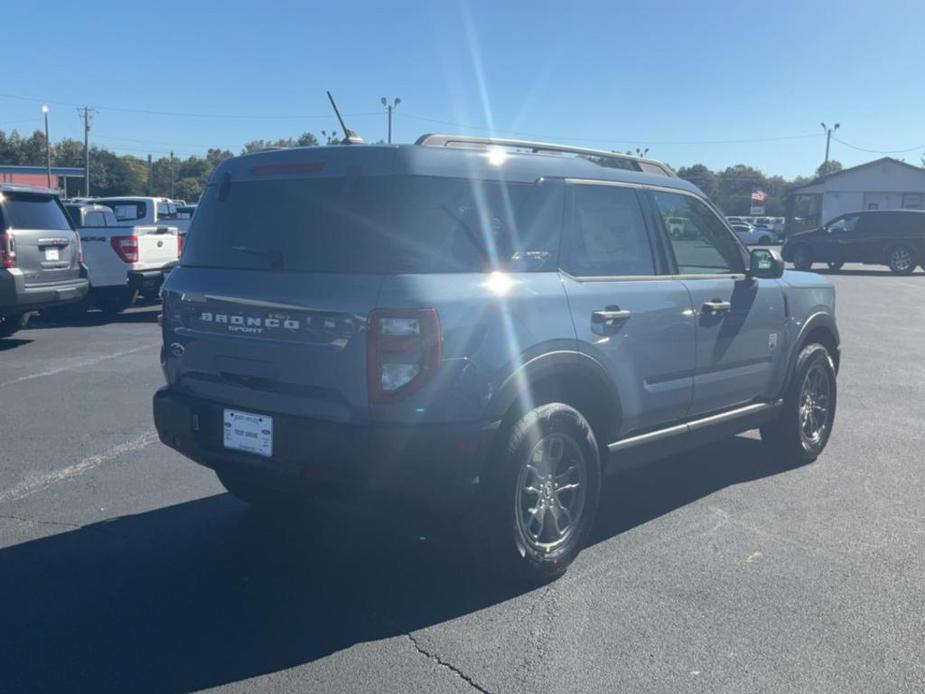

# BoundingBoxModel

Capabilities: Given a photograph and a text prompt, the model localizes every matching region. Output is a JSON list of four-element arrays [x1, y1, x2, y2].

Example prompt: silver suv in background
[[0, 185, 89, 337], [154, 136, 840, 582]]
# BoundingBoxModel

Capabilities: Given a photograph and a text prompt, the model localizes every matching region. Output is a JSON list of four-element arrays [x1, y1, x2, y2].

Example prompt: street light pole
[[821, 122, 840, 170], [380, 97, 401, 144], [42, 105, 51, 189]]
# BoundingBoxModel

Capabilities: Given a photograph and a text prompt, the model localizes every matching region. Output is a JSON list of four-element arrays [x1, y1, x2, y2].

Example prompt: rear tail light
[[177, 233, 185, 257], [0, 231, 16, 269], [110, 235, 139, 263], [368, 309, 442, 403], [75, 231, 84, 265]]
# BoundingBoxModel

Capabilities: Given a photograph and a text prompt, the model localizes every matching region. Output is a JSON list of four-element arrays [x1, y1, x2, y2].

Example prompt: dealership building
[[0, 164, 85, 195], [788, 157, 925, 230]]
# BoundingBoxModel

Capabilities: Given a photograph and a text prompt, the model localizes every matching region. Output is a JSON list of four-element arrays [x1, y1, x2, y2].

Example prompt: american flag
[[751, 190, 767, 202]]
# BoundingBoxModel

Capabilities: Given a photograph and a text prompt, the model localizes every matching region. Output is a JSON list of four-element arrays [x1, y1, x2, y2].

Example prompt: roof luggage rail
[[415, 133, 676, 177]]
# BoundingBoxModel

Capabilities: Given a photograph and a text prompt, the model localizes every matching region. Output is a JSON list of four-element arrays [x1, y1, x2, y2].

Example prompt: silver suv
[[153, 135, 840, 581]]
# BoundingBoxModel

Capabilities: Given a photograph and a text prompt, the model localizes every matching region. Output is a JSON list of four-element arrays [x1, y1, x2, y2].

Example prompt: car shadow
[[0, 337, 33, 351], [0, 436, 793, 692], [30, 306, 161, 329]]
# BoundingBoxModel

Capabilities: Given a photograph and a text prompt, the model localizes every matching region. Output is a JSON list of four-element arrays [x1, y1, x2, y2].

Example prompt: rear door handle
[[702, 299, 732, 313], [591, 307, 632, 335]]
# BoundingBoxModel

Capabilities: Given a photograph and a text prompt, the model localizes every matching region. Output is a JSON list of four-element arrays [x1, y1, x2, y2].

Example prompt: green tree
[[676, 164, 718, 199], [815, 160, 843, 177]]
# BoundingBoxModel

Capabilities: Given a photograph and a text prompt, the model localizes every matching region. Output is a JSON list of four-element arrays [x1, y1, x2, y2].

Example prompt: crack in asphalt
[[0, 513, 81, 529], [406, 633, 492, 694]]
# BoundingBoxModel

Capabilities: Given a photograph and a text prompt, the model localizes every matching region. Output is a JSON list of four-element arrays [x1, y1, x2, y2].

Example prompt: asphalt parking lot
[[1, 266, 924, 694]]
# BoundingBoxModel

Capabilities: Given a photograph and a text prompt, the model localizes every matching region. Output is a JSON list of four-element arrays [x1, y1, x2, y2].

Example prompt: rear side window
[[560, 183, 655, 276], [182, 175, 563, 273], [84, 211, 107, 227], [1, 193, 72, 231], [652, 191, 745, 274], [99, 201, 145, 222]]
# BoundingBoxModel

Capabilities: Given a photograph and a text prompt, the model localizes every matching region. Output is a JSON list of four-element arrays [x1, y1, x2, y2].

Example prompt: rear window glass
[[97, 201, 145, 222], [1, 193, 72, 231], [181, 175, 562, 273]]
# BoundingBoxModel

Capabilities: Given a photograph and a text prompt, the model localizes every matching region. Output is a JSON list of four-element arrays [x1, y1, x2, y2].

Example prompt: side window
[[652, 191, 744, 274], [827, 215, 860, 234], [560, 183, 655, 277]]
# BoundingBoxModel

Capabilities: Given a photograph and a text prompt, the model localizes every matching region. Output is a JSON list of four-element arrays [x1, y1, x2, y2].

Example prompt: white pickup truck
[[60, 201, 179, 315]]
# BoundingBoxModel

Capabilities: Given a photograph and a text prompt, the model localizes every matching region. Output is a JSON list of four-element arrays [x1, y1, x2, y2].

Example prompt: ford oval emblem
[[169, 342, 185, 358]]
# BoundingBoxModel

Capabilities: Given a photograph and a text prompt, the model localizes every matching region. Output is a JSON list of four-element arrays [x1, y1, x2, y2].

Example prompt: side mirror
[[749, 248, 784, 279]]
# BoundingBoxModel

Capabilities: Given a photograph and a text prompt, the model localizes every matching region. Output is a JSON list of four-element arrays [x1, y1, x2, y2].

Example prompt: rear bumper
[[153, 387, 499, 502], [128, 262, 178, 293], [0, 270, 89, 315]]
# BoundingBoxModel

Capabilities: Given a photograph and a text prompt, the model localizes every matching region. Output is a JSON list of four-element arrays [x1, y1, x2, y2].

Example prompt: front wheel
[[792, 246, 813, 271], [888, 245, 916, 274], [761, 343, 837, 466], [479, 403, 601, 583], [827, 262, 844, 271], [0, 312, 29, 338]]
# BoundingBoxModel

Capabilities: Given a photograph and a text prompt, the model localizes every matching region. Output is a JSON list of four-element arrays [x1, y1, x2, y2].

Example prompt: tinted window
[[1, 193, 72, 231], [84, 211, 107, 227], [182, 175, 562, 274], [64, 205, 82, 226], [560, 183, 654, 276], [827, 215, 859, 234], [652, 191, 744, 274]]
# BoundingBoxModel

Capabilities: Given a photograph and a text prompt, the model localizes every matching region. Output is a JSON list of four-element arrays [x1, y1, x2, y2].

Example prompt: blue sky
[[3, 0, 924, 178]]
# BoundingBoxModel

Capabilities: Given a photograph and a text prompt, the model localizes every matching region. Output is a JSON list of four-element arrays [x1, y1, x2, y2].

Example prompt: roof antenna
[[326, 91, 365, 145]]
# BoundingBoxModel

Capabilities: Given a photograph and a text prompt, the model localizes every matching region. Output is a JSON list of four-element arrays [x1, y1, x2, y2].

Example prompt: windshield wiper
[[231, 245, 285, 270]]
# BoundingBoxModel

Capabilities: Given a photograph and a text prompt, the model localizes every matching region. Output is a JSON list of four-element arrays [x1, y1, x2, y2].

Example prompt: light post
[[821, 122, 840, 171], [380, 97, 401, 144], [42, 105, 51, 189]]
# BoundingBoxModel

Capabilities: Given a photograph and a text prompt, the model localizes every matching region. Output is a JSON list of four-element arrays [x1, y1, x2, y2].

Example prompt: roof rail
[[415, 134, 676, 177]]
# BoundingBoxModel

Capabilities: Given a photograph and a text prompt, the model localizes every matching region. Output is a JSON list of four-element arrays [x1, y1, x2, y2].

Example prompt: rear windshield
[[1, 193, 72, 231], [181, 175, 562, 273]]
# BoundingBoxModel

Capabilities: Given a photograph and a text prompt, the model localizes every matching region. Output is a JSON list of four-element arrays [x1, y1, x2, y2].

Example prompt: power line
[[832, 136, 925, 155], [400, 112, 824, 146], [0, 92, 378, 121]]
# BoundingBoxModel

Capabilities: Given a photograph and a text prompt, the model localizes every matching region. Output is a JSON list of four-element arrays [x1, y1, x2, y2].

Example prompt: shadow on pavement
[[0, 436, 790, 692], [806, 267, 924, 278], [0, 337, 32, 351]]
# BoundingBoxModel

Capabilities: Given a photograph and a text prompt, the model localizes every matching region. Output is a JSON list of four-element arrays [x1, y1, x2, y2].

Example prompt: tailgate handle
[[37, 238, 71, 247]]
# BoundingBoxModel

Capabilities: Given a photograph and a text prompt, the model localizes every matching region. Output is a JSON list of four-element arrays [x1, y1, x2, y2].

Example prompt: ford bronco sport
[[153, 135, 840, 581]]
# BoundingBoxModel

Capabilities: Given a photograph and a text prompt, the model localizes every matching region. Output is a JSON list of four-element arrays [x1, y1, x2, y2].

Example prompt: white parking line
[[0, 342, 159, 389], [0, 430, 159, 505]]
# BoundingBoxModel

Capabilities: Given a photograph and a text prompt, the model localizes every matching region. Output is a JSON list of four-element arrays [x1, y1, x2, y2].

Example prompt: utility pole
[[42, 105, 51, 189], [821, 122, 840, 171], [380, 97, 401, 144], [169, 151, 175, 198], [78, 106, 95, 196], [146, 154, 153, 195]]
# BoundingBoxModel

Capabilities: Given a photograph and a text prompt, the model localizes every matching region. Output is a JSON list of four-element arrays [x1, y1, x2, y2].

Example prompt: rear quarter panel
[[373, 272, 575, 424]]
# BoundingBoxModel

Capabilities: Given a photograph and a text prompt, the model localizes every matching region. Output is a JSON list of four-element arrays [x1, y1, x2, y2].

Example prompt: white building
[[789, 157, 925, 228]]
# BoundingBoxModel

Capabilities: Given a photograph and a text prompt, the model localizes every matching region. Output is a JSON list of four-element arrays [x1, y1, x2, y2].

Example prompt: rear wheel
[[761, 343, 837, 466], [792, 246, 813, 271], [94, 288, 136, 316], [826, 262, 844, 271], [888, 245, 916, 274], [478, 403, 601, 583], [0, 312, 29, 338]]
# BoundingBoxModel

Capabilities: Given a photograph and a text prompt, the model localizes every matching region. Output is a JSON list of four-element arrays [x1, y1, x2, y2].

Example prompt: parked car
[[782, 209, 925, 273], [153, 135, 840, 582], [92, 196, 188, 233], [0, 185, 89, 336], [58, 202, 180, 315], [726, 216, 746, 225], [731, 223, 776, 246]]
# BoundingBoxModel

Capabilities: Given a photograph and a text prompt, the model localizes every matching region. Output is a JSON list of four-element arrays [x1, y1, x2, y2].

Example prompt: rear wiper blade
[[231, 245, 285, 269]]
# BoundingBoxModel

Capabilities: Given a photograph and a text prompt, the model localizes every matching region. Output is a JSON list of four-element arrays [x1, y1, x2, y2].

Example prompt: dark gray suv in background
[[154, 136, 840, 581]]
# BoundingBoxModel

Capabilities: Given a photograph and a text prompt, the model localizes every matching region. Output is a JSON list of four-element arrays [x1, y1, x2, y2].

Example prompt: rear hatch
[[0, 192, 81, 285]]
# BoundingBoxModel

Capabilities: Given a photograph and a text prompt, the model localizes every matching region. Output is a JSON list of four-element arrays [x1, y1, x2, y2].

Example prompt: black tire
[[0, 312, 29, 338], [827, 262, 844, 271], [94, 289, 136, 316], [216, 470, 286, 507], [792, 246, 813, 271], [42, 300, 89, 323], [887, 245, 916, 274], [479, 403, 601, 583], [761, 343, 837, 467]]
